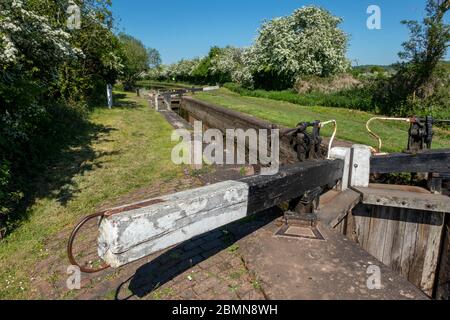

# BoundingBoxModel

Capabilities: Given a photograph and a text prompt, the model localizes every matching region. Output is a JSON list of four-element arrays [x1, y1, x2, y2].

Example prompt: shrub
[[223, 82, 375, 112], [294, 74, 362, 94], [0, 0, 122, 235]]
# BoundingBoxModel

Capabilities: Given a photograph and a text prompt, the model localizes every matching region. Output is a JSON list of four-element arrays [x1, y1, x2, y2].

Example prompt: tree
[[119, 33, 160, 90], [247, 6, 349, 89], [190, 46, 221, 84], [24, 0, 123, 104], [399, 0, 449, 89], [0, 0, 123, 233], [210, 46, 253, 86], [147, 48, 162, 68], [375, 0, 449, 116]]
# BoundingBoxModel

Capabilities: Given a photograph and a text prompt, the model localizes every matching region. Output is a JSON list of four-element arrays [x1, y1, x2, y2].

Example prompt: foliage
[[0, 0, 123, 233], [223, 82, 375, 112], [293, 74, 361, 94], [247, 6, 350, 89], [147, 47, 162, 68], [374, 0, 449, 116], [195, 88, 450, 153], [162, 58, 201, 82], [118, 33, 160, 90], [148, 6, 349, 90], [0, 92, 184, 299], [190, 47, 219, 83], [210, 46, 254, 86]]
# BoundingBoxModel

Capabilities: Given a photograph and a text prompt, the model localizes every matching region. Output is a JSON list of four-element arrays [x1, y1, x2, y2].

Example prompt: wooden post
[[350, 145, 371, 188], [154, 93, 159, 111], [330, 147, 351, 191], [163, 93, 172, 111], [106, 84, 113, 109]]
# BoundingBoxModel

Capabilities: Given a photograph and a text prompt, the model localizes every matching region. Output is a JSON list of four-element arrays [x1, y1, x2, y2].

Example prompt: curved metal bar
[[320, 120, 337, 159], [366, 117, 411, 153], [67, 212, 110, 274]]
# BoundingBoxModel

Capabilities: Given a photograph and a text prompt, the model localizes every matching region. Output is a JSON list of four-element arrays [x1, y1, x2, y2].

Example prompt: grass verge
[[0, 92, 182, 299], [194, 88, 450, 153]]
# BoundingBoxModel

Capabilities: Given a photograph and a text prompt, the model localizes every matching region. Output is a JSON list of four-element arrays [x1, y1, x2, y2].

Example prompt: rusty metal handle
[[67, 212, 110, 274]]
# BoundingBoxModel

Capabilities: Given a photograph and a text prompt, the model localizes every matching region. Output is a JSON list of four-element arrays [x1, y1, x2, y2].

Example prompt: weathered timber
[[436, 215, 450, 299], [353, 186, 450, 213], [98, 159, 344, 267], [349, 203, 445, 296], [371, 149, 450, 174], [98, 180, 250, 267], [317, 189, 361, 228], [239, 160, 344, 214]]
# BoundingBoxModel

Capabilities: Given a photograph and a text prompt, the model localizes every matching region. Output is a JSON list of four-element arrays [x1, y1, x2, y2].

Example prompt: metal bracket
[[284, 121, 325, 162]]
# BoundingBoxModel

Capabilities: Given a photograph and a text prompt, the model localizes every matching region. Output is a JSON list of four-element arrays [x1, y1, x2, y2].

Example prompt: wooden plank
[[408, 212, 429, 290], [99, 180, 250, 267], [400, 211, 419, 281], [98, 160, 344, 267], [354, 187, 450, 213], [351, 204, 445, 296], [352, 204, 372, 248], [420, 212, 445, 296], [317, 189, 361, 228], [371, 149, 450, 174], [377, 207, 390, 261], [436, 217, 450, 300], [390, 209, 408, 274], [382, 206, 399, 265], [345, 208, 358, 242], [365, 206, 385, 262]]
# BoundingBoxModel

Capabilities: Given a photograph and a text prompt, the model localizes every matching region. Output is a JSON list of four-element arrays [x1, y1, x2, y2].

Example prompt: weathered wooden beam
[[98, 180, 250, 267], [353, 186, 450, 213], [317, 189, 361, 228], [98, 159, 344, 267], [161, 86, 220, 97], [371, 149, 450, 174], [240, 160, 344, 214]]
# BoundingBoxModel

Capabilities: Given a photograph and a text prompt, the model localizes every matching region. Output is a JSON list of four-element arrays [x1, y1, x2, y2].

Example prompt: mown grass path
[[195, 88, 450, 153], [0, 92, 183, 299]]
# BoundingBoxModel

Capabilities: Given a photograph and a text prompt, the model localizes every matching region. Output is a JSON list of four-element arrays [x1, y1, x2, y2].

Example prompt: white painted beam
[[329, 147, 351, 191], [98, 181, 249, 267], [154, 93, 159, 111], [350, 145, 372, 188], [97, 160, 344, 268], [202, 85, 220, 92]]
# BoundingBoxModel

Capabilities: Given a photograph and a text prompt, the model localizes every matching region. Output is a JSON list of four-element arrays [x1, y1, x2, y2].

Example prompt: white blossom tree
[[0, 0, 82, 68], [248, 6, 350, 88], [210, 46, 254, 86]]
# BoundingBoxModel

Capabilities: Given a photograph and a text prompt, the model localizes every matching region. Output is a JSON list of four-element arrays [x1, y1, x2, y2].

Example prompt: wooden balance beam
[[371, 149, 450, 174], [98, 160, 344, 267]]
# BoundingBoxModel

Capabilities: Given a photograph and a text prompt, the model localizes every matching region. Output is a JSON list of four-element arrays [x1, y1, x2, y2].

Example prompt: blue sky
[[111, 0, 449, 65]]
